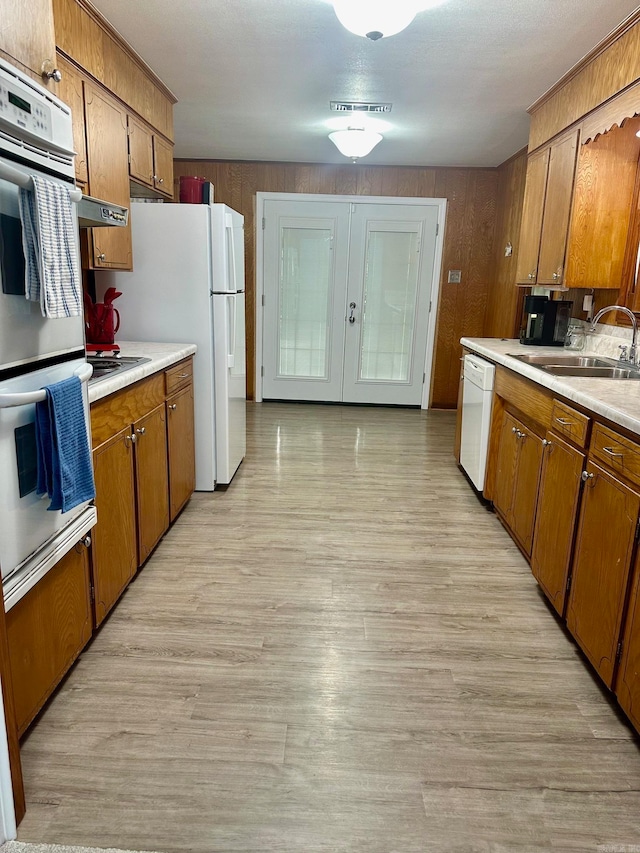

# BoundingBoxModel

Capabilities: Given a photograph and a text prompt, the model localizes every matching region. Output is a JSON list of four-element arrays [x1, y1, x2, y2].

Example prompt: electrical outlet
[[448, 270, 462, 284]]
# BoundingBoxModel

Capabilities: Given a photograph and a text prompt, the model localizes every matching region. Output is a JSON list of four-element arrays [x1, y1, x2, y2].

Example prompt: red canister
[[179, 175, 207, 204]]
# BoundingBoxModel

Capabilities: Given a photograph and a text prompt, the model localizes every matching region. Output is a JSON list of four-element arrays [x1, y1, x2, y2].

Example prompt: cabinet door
[[531, 432, 585, 615], [167, 384, 196, 521], [616, 552, 640, 732], [84, 81, 133, 270], [537, 130, 580, 286], [7, 543, 92, 736], [91, 425, 138, 626], [566, 461, 640, 688], [493, 412, 521, 523], [510, 424, 544, 555], [134, 403, 170, 564], [515, 149, 549, 285], [54, 54, 88, 188], [128, 114, 154, 188], [153, 135, 174, 197], [0, 0, 56, 86]]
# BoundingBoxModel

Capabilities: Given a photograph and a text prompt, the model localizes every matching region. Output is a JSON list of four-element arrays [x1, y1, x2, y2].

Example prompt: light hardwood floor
[[17, 403, 640, 852]]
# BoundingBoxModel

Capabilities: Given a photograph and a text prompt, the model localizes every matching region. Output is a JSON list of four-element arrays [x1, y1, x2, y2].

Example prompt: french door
[[261, 197, 441, 406]]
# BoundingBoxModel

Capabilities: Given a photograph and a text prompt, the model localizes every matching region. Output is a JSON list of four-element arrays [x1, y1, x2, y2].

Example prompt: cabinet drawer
[[550, 400, 589, 448], [591, 423, 640, 487], [165, 359, 193, 395], [91, 373, 165, 448]]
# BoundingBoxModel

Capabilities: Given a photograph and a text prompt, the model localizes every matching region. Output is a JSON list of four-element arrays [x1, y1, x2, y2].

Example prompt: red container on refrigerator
[[179, 176, 207, 204]]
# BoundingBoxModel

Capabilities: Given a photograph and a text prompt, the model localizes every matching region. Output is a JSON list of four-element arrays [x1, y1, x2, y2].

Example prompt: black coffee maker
[[520, 296, 573, 346]]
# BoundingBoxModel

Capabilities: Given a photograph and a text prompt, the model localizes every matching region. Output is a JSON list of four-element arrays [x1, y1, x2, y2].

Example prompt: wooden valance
[[582, 81, 640, 143]]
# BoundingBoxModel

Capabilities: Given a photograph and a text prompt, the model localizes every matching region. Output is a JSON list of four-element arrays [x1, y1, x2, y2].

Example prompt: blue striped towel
[[35, 376, 95, 513], [18, 175, 82, 318]]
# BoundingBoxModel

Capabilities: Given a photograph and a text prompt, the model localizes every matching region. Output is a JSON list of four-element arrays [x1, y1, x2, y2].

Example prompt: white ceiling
[[90, 0, 640, 168]]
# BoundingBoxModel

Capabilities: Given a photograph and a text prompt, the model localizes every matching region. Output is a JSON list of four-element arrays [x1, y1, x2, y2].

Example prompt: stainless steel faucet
[[590, 305, 639, 365]]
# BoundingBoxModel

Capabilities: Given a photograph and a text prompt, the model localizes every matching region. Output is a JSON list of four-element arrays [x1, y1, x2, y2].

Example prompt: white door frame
[[255, 192, 447, 409]]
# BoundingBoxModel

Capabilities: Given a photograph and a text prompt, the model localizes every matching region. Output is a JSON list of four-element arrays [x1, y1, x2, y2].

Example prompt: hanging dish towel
[[35, 375, 95, 513], [18, 175, 82, 318]]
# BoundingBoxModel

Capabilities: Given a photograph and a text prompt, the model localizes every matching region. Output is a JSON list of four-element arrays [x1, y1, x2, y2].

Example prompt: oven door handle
[[0, 363, 93, 409], [0, 159, 83, 203]]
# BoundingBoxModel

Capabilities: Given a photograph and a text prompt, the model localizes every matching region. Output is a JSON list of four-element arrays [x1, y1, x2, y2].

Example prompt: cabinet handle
[[153, 175, 165, 185], [125, 433, 137, 445], [552, 271, 561, 281], [512, 426, 518, 434], [136, 427, 146, 436], [555, 417, 573, 427], [42, 65, 62, 83], [602, 446, 624, 458], [581, 470, 593, 482], [81, 535, 92, 548], [178, 372, 189, 378], [97, 253, 106, 262], [542, 439, 552, 448], [169, 403, 177, 410], [528, 272, 536, 280]]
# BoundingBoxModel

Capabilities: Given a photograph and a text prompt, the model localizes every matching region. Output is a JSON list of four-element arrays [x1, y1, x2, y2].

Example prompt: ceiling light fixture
[[328, 126, 383, 161], [332, 0, 419, 40]]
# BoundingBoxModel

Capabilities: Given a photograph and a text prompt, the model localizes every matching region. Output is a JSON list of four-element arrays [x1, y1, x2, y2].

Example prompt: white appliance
[[97, 202, 246, 489], [0, 59, 96, 608], [460, 353, 495, 491]]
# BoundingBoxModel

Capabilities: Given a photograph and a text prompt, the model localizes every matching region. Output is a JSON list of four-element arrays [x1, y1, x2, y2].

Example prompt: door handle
[[348, 302, 356, 324]]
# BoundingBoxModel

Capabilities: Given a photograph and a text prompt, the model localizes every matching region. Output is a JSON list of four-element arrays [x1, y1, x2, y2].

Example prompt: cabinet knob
[[581, 470, 593, 482], [512, 426, 518, 433], [552, 271, 562, 281], [97, 253, 106, 262], [542, 439, 552, 448], [125, 433, 137, 445], [41, 62, 62, 83], [528, 272, 536, 281], [136, 427, 146, 436], [81, 535, 92, 548], [169, 404, 177, 410]]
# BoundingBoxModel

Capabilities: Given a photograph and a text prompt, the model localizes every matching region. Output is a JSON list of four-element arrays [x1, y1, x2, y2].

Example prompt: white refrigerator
[[97, 202, 246, 489]]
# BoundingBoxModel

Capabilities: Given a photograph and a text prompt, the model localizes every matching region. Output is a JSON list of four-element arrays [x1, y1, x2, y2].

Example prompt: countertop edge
[[88, 342, 197, 404], [460, 337, 640, 437]]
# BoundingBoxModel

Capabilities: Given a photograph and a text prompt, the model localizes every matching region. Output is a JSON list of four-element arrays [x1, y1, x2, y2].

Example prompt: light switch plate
[[448, 270, 462, 284]]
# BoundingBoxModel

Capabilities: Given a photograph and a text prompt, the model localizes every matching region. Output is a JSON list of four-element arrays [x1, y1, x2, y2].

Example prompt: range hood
[[77, 194, 129, 228]]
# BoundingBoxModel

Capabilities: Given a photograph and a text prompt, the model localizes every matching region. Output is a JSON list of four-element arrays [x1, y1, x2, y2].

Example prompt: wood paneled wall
[[483, 148, 528, 339], [173, 160, 498, 408]]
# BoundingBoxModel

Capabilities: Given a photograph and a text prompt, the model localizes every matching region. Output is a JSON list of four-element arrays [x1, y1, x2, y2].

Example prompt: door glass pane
[[278, 227, 333, 379], [359, 229, 419, 383]]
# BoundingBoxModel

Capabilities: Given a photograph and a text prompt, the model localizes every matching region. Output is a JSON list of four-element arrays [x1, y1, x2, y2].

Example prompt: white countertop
[[460, 337, 640, 436], [88, 341, 197, 404]]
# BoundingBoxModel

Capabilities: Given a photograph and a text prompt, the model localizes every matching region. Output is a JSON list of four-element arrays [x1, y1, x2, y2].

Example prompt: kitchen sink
[[87, 355, 151, 383], [507, 352, 640, 379]]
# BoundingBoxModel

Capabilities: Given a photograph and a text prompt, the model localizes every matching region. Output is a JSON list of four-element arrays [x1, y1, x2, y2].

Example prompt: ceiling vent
[[330, 101, 392, 114]]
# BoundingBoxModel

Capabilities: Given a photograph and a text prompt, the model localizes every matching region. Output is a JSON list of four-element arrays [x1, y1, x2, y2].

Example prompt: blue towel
[[35, 376, 95, 513], [18, 175, 81, 318]]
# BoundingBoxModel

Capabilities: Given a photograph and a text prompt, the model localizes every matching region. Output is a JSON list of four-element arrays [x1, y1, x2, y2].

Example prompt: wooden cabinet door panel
[[0, 0, 56, 85], [135, 404, 169, 564], [128, 115, 154, 187], [92, 426, 137, 626], [7, 544, 92, 736], [54, 54, 88, 187], [511, 426, 544, 555], [515, 149, 549, 285], [537, 130, 580, 286], [617, 553, 640, 731], [566, 461, 640, 688], [84, 81, 133, 270], [153, 135, 174, 197], [531, 432, 585, 615], [494, 412, 520, 523], [167, 384, 196, 521]]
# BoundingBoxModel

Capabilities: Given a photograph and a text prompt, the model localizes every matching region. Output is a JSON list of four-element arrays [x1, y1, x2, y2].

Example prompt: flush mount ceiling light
[[328, 126, 383, 161], [332, 0, 419, 40]]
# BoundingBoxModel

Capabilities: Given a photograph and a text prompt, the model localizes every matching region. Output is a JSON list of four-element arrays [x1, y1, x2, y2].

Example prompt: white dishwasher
[[460, 354, 495, 491]]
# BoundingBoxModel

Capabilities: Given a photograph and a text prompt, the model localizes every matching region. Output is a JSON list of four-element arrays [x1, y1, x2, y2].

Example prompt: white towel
[[18, 175, 82, 319]]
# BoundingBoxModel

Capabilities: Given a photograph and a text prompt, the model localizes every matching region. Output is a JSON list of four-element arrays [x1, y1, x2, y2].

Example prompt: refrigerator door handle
[[228, 221, 238, 294], [227, 294, 236, 369]]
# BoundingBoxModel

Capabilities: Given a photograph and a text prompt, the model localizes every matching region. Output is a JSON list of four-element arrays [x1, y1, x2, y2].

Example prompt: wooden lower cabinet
[[566, 461, 640, 688], [135, 403, 170, 564], [616, 554, 640, 730], [7, 543, 92, 736], [494, 412, 543, 555], [530, 432, 585, 615], [167, 383, 196, 521], [91, 425, 137, 626]]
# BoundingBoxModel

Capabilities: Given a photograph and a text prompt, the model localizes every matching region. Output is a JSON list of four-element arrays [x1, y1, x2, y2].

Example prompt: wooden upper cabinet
[[515, 149, 549, 285], [128, 114, 154, 187], [537, 130, 580, 286], [53, 53, 88, 187], [566, 460, 640, 689], [134, 403, 170, 565], [515, 129, 579, 288], [84, 80, 132, 270], [565, 119, 640, 291], [152, 135, 173, 196], [531, 431, 585, 616], [0, 0, 56, 88]]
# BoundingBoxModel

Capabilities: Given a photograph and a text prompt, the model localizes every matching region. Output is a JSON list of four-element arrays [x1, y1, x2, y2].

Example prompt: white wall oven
[[0, 59, 96, 610]]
